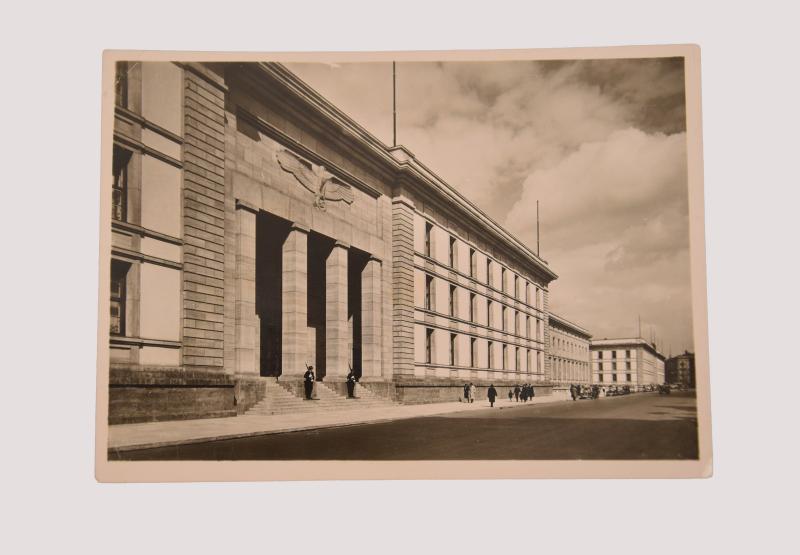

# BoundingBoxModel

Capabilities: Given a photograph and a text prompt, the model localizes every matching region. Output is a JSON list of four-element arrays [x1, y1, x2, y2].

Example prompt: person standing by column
[[346, 368, 357, 398], [303, 363, 315, 400], [514, 384, 521, 402], [488, 384, 498, 408], [469, 382, 476, 404], [463, 383, 469, 403]]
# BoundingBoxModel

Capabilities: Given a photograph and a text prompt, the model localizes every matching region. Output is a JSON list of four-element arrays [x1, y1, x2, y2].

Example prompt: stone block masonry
[[182, 65, 227, 372]]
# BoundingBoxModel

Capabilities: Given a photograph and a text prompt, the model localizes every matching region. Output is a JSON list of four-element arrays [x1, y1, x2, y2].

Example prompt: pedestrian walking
[[463, 383, 469, 403], [508, 389, 513, 402], [469, 382, 476, 403], [488, 384, 498, 407], [570, 383, 577, 401], [514, 384, 521, 402], [303, 363, 315, 400]]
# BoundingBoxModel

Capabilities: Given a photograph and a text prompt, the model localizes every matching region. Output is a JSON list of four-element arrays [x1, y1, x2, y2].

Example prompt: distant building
[[666, 351, 695, 388], [590, 338, 665, 388], [548, 313, 591, 385]]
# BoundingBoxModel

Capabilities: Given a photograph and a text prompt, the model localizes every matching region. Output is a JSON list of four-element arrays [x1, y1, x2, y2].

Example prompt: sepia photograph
[[96, 46, 710, 479]]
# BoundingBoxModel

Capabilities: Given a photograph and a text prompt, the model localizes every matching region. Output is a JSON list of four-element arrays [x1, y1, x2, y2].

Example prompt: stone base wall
[[233, 375, 268, 414], [108, 367, 236, 424]]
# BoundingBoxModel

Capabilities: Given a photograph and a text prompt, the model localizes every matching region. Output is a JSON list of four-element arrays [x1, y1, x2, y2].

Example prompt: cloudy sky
[[287, 58, 692, 354]]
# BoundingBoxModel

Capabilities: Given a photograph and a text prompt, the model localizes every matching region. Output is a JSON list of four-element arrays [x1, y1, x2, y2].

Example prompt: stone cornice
[[548, 312, 592, 339], [248, 62, 558, 283]]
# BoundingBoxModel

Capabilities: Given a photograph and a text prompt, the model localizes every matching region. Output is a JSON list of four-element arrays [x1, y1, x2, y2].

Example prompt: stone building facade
[[106, 62, 558, 423], [665, 351, 695, 388], [547, 313, 592, 385], [590, 338, 665, 388]]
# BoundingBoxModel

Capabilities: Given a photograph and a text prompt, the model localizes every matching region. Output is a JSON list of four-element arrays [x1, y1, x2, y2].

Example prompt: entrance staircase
[[245, 380, 396, 416]]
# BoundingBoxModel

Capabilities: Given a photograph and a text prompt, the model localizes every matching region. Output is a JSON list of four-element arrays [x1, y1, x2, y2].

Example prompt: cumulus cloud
[[287, 58, 694, 354]]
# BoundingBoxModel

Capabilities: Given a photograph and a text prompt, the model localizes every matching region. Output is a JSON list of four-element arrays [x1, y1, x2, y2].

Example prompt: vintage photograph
[[97, 47, 709, 478]]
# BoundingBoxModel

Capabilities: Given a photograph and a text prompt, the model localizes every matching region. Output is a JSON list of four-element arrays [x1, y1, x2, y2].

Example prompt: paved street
[[112, 392, 698, 461]]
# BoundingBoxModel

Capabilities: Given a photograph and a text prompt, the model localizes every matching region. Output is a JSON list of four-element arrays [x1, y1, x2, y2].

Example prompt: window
[[525, 281, 530, 303], [486, 259, 492, 286], [425, 328, 433, 363], [449, 236, 456, 268], [612, 374, 618, 382], [612, 362, 617, 371], [612, 351, 617, 359], [626, 361, 631, 370], [502, 344, 508, 370], [470, 337, 477, 367], [599, 362, 604, 371], [488, 341, 494, 368], [515, 311, 520, 335], [527, 350, 532, 373], [501, 268, 506, 292], [536, 319, 541, 340], [424, 222, 432, 257], [626, 349, 631, 358], [450, 333, 457, 366], [598, 373, 604, 383], [110, 260, 129, 335], [487, 300, 493, 328], [115, 61, 128, 108], [514, 275, 519, 298], [598, 351, 604, 360], [112, 146, 132, 222], [469, 248, 476, 278], [469, 292, 476, 322], [626, 373, 632, 382], [515, 347, 520, 371], [424, 275, 433, 310], [502, 306, 507, 331], [535, 287, 541, 309], [526, 316, 531, 338], [449, 284, 456, 317]]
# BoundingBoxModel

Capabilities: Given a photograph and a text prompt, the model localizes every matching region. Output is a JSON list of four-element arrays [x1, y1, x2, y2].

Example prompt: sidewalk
[[107, 393, 568, 453]]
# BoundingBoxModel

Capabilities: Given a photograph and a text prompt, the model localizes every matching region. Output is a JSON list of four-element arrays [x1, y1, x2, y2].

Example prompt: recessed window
[[501, 268, 506, 292], [527, 349, 532, 373], [612, 351, 617, 359], [626, 373, 632, 382], [626, 361, 631, 370], [502, 344, 508, 370], [115, 62, 128, 108], [469, 292, 476, 322], [626, 349, 631, 358], [110, 260, 130, 336], [598, 351, 604, 360], [425, 274, 433, 310], [612, 362, 617, 371], [514, 275, 519, 298], [526, 316, 531, 338], [486, 259, 492, 286], [487, 300, 493, 328], [488, 341, 494, 369], [612, 374, 618, 382], [449, 284, 456, 317], [450, 333, 457, 366], [515, 347, 520, 371], [424, 222, 432, 257], [470, 337, 477, 367], [598, 373, 604, 383], [469, 248, 476, 278], [525, 282, 530, 304], [515, 311, 520, 335], [425, 328, 433, 364], [502, 306, 507, 331], [449, 236, 456, 268], [112, 145, 132, 222]]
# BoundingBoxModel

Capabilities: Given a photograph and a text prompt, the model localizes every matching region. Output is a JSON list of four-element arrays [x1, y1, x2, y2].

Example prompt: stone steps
[[245, 380, 396, 416]]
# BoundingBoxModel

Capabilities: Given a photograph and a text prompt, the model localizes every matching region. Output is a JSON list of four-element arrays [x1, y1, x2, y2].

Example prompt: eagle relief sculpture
[[276, 149, 355, 210]]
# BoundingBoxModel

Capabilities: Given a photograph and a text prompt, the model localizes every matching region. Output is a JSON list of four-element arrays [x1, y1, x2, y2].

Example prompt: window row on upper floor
[[414, 214, 544, 309], [418, 273, 545, 342]]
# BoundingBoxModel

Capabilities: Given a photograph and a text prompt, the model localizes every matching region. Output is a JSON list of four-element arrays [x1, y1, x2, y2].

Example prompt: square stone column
[[361, 255, 383, 378], [325, 241, 349, 379], [234, 203, 259, 375], [282, 223, 309, 377]]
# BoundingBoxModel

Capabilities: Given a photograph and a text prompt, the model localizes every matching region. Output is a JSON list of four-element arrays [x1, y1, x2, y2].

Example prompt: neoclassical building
[[107, 61, 558, 423], [590, 338, 665, 388], [547, 313, 592, 385]]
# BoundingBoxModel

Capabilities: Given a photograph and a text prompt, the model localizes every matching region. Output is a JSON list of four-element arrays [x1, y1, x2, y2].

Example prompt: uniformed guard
[[303, 363, 315, 400], [346, 368, 357, 398]]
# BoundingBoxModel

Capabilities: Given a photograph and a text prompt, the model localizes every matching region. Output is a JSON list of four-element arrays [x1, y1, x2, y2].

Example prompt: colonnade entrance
[[239, 208, 381, 382]]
